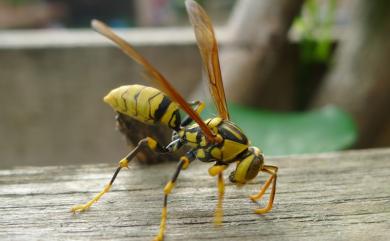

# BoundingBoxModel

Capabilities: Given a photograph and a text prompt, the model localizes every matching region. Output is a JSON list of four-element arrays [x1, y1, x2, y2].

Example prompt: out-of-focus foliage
[[293, 0, 336, 63], [292, 0, 336, 110]]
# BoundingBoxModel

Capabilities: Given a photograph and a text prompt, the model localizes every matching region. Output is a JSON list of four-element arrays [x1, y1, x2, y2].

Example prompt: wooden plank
[[0, 148, 389, 241]]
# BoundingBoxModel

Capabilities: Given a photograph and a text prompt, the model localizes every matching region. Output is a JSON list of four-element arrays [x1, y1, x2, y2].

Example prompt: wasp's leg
[[154, 154, 194, 241], [71, 137, 159, 213], [250, 165, 278, 214], [180, 100, 205, 127], [214, 171, 225, 225], [208, 164, 227, 225]]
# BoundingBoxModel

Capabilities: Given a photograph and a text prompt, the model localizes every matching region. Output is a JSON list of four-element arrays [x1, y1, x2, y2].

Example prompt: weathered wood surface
[[1, 148, 389, 241]]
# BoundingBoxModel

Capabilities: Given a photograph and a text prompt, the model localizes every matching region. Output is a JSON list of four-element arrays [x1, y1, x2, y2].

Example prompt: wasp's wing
[[91, 19, 216, 141], [185, 0, 230, 120]]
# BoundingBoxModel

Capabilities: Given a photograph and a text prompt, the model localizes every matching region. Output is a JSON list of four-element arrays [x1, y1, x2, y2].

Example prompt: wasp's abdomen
[[104, 84, 181, 130]]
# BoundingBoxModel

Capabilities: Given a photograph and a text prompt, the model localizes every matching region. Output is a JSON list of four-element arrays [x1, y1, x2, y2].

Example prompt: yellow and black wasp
[[72, 1, 278, 240]]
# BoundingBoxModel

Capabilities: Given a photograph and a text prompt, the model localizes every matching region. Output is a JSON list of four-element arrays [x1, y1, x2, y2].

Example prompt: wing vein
[[185, 0, 230, 120], [91, 19, 216, 141]]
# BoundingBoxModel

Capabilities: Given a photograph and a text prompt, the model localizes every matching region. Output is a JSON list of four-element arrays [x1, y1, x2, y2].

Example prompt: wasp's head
[[228, 147, 264, 185]]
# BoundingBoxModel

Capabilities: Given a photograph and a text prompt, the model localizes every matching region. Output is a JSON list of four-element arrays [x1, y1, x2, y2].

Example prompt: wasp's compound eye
[[229, 171, 236, 183]]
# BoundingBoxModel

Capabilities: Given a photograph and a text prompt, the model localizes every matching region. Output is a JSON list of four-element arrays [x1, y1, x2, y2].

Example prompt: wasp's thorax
[[104, 85, 181, 130], [177, 117, 264, 184], [178, 117, 249, 162]]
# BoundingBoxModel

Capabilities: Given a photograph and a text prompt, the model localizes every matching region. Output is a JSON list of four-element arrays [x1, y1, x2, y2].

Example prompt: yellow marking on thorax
[[200, 136, 207, 147], [223, 125, 244, 141], [205, 118, 222, 136], [196, 149, 206, 159], [210, 147, 222, 160], [222, 140, 248, 161], [185, 132, 198, 143], [207, 117, 223, 128]]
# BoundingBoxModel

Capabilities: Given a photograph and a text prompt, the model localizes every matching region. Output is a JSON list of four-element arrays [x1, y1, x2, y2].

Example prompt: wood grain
[[1, 148, 389, 241]]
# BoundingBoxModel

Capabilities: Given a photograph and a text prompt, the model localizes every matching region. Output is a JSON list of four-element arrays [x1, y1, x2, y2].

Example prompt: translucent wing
[[91, 19, 216, 141], [185, 0, 230, 120]]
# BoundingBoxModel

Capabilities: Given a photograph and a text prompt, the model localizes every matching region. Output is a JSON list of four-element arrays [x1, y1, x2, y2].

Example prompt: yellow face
[[229, 147, 264, 184]]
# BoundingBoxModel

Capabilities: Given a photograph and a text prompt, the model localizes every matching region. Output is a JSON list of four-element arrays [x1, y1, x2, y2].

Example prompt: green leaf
[[202, 104, 357, 156]]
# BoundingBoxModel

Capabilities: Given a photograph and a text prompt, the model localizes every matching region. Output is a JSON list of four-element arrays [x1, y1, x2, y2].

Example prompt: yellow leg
[[71, 138, 150, 213], [214, 171, 225, 225], [208, 165, 226, 176], [153, 198, 168, 241], [154, 156, 191, 241], [249, 173, 273, 201], [249, 165, 278, 214], [181, 156, 190, 170], [208, 164, 227, 225], [71, 183, 113, 212]]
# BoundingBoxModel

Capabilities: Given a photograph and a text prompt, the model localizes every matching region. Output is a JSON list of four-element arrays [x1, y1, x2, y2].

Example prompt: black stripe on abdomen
[[154, 95, 171, 121]]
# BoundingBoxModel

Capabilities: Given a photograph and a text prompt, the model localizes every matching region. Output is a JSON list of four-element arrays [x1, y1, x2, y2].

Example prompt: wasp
[[71, 1, 278, 240]]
